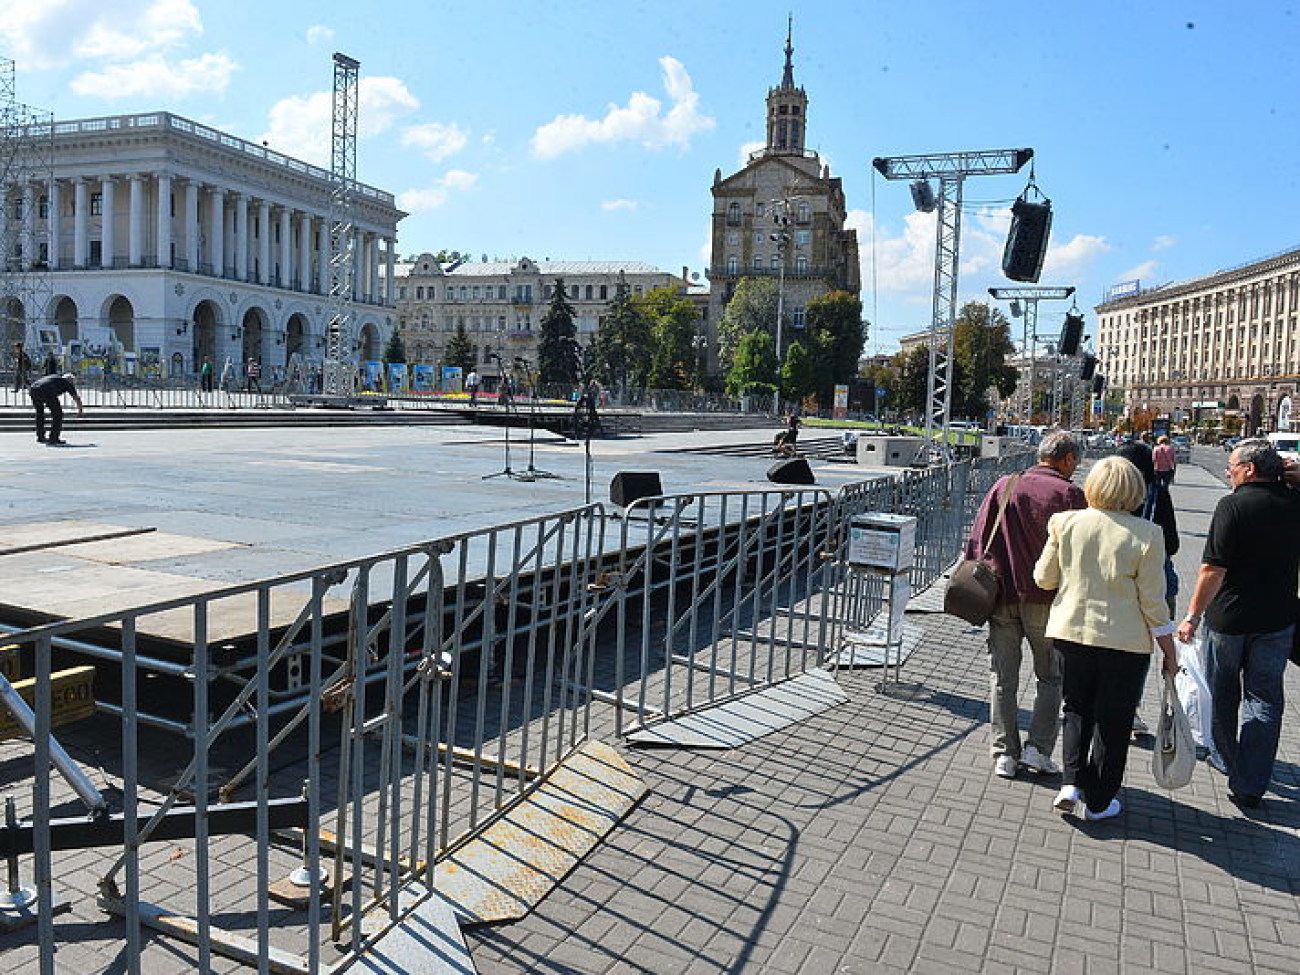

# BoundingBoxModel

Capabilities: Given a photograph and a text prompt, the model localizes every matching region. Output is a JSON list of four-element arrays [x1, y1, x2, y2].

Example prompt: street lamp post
[[767, 196, 802, 363]]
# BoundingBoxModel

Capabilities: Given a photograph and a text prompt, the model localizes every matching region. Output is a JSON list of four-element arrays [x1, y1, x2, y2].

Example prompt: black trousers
[[1058, 640, 1150, 812], [30, 389, 63, 442]]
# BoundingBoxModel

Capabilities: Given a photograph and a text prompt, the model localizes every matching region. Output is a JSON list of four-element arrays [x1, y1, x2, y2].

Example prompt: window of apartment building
[[797, 202, 811, 224], [727, 256, 739, 275], [544, 285, 552, 299], [753, 256, 763, 272], [421, 316, 429, 331], [796, 230, 811, 246], [498, 285, 507, 300], [415, 286, 423, 300], [727, 202, 741, 226], [771, 255, 781, 270], [570, 285, 579, 299], [727, 232, 739, 246], [90, 194, 103, 216], [398, 286, 408, 300], [38, 196, 48, 219], [459, 286, 468, 301], [498, 316, 506, 331], [756, 202, 766, 218], [754, 231, 764, 246], [585, 284, 593, 300], [796, 256, 809, 274], [792, 308, 806, 329], [89, 240, 102, 264], [600, 285, 608, 300]]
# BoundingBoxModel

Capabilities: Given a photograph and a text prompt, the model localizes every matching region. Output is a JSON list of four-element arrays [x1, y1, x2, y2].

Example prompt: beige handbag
[[1152, 673, 1197, 790]]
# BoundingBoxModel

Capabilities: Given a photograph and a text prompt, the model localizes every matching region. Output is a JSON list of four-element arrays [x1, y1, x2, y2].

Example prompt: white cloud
[[1119, 260, 1160, 282], [602, 199, 638, 212], [530, 56, 714, 160], [401, 122, 469, 162], [1042, 234, 1111, 278], [398, 170, 479, 213], [737, 140, 764, 168], [70, 51, 236, 99], [0, 0, 204, 70], [261, 76, 420, 166], [1152, 234, 1177, 252], [306, 25, 335, 46]]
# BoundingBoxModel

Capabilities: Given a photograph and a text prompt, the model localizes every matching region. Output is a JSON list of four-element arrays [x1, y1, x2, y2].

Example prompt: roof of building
[[392, 259, 673, 279]]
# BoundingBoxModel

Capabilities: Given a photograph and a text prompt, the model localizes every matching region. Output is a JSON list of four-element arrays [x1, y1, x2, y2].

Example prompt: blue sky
[[2, 0, 1298, 352]]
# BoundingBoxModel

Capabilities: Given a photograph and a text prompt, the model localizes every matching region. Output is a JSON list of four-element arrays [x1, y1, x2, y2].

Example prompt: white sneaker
[[994, 754, 1019, 779], [1053, 785, 1082, 814], [1082, 799, 1123, 821], [1020, 745, 1061, 776]]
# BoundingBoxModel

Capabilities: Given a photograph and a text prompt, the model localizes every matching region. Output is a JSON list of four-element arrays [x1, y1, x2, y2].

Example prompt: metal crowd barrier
[[0, 457, 1034, 971]]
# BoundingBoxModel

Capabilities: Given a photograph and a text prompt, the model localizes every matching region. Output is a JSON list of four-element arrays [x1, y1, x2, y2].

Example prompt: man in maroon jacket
[[965, 431, 1086, 779]]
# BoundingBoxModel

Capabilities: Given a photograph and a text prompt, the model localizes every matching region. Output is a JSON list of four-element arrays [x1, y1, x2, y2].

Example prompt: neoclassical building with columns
[[0, 112, 403, 378]]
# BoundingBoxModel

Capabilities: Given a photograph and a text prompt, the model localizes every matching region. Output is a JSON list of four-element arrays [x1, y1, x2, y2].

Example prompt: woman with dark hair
[[1116, 441, 1180, 616]]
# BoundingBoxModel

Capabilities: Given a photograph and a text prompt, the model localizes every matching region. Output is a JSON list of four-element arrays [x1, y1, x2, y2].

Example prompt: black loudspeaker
[[909, 180, 936, 213], [767, 457, 815, 485], [1059, 313, 1084, 356], [1079, 353, 1097, 381], [610, 471, 663, 507], [1001, 197, 1052, 282], [1092, 374, 1106, 396]]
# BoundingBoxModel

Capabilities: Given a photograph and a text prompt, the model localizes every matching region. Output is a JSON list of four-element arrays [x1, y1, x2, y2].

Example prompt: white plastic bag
[[1174, 636, 1213, 749]]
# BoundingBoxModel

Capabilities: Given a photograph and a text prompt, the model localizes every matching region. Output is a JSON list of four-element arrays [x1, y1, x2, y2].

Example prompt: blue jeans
[[1205, 624, 1292, 799]]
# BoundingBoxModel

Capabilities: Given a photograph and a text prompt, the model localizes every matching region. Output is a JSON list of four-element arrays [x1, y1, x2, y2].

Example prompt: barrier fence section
[[0, 457, 1033, 971]]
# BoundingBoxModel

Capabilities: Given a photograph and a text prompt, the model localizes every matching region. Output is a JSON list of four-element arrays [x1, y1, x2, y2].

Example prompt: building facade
[[0, 112, 403, 378], [706, 28, 860, 355], [1095, 247, 1300, 435], [394, 255, 687, 385]]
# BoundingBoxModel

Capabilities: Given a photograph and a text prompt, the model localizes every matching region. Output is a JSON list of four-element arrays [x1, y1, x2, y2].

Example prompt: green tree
[[382, 328, 407, 364], [891, 345, 931, 418], [538, 277, 579, 386], [779, 339, 818, 403], [716, 277, 778, 372], [444, 321, 476, 371], [637, 287, 699, 390], [861, 362, 895, 417], [726, 329, 778, 397], [592, 280, 653, 393], [804, 291, 866, 406], [951, 301, 1019, 421]]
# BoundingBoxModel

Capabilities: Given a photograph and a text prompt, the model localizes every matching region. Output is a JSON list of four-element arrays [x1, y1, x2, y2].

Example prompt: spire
[[781, 15, 795, 88]]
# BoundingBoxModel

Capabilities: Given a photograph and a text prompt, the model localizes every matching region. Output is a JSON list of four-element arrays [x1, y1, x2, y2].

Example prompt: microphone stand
[[482, 357, 532, 481], [515, 357, 559, 480]]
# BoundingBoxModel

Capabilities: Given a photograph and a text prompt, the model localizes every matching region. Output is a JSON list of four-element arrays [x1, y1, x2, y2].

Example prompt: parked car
[[1222, 436, 1242, 452], [1171, 435, 1192, 463]]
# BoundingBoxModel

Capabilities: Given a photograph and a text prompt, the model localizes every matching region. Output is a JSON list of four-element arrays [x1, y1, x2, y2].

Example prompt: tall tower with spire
[[705, 22, 860, 367], [765, 18, 808, 154]]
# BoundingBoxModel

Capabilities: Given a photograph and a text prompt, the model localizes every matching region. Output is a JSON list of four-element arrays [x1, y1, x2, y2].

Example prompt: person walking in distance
[[245, 357, 261, 393], [1177, 438, 1300, 809], [466, 367, 481, 406], [200, 357, 214, 392], [29, 372, 84, 445], [1152, 435, 1177, 488], [12, 341, 32, 391], [964, 431, 1087, 779]]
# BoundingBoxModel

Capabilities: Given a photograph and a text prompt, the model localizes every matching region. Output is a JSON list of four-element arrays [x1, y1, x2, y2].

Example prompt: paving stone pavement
[[465, 454, 1300, 974]]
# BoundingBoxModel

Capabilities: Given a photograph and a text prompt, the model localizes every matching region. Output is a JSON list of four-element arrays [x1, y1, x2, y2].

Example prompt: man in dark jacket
[[966, 431, 1086, 779], [29, 372, 84, 445]]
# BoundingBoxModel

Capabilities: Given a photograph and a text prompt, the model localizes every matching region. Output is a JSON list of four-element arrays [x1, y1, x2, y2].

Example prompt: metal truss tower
[[988, 286, 1074, 424], [0, 58, 54, 357], [323, 53, 360, 397], [873, 149, 1033, 459]]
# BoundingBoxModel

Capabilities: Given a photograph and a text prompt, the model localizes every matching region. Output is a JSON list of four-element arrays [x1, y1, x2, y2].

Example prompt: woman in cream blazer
[[1033, 455, 1178, 820]]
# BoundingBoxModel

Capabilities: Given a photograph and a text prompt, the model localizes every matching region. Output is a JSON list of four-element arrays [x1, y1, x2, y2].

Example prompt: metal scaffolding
[[988, 286, 1075, 424], [0, 58, 54, 364], [323, 52, 360, 397], [873, 148, 1033, 460]]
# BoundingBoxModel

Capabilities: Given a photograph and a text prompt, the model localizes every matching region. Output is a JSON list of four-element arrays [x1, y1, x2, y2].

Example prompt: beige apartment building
[[1095, 246, 1300, 435]]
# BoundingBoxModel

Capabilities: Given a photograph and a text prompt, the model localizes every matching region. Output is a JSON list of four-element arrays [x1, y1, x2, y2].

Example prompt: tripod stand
[[482, 360, 534, 481], [513, 357, 560, 480]]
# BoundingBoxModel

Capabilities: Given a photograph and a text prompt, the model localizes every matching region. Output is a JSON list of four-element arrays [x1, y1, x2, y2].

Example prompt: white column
[[128, 174, 144, 266], [297, 213, 312, 290], [22, 183, 36, 269], [48, 179, 62, 270], [235, 194, 249, 281], [156, 173, 172, 268], [73, 179, 88, 268], [278, 207, 291, 288], [100, 177, 116, 269], [223, 199, 235, 275], [368, 235, 380, 303], [257, 201, 270, 285], [352, 230, 363, 300], [208, 187, 224, 275], [385, 238, 396, 305], [317, 220, 330, 294], [185, 181, 200, 272]]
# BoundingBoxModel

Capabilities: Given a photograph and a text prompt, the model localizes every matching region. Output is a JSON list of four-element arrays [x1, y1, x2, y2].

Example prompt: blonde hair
[[1157, 435, 1170, 445], [1084, 456, 1146, 511]]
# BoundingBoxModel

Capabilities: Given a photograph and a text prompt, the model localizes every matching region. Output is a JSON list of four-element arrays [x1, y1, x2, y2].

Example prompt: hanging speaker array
[[1002, 196, 1052, 283], [1079, 353, 1097, 380], [1092, 374, 1106, 396], [1058, 313, 1084, 357]]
